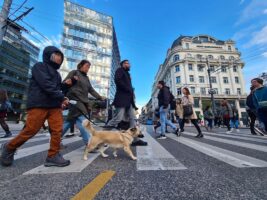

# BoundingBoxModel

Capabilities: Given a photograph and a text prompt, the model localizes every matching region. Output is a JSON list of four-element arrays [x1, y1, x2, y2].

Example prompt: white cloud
[[245, 25, 267, 47], [262, 52, 267, 57], [236, 0, 267, 25]]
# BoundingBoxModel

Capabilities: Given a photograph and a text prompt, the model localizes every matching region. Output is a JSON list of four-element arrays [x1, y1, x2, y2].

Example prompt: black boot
[[195, 133, 204, 138], [1, 132, 12, 138]]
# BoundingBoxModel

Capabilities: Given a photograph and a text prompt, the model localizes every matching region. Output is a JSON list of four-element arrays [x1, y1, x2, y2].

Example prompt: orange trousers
[[7, 108, 63, 158]]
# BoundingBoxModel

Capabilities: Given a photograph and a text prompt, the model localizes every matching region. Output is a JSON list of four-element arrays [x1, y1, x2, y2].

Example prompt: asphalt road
[[0, 123, 267, 200]]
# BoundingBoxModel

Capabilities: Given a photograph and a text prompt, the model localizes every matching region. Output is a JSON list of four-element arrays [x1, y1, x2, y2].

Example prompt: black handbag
[[183, 105, 193, 117]]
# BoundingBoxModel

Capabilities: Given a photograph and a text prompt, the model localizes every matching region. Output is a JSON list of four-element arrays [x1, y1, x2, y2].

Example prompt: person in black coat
[[157, 81, 179, 139], [104, 60, 147, 146], [1, 46, 70, 167]]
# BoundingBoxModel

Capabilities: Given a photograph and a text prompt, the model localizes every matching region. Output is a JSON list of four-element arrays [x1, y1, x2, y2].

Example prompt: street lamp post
[[206, 57, 216, 115]]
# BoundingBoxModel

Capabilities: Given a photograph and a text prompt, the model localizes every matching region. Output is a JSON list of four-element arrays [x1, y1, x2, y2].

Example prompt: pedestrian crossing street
[[1, 125, 267, 175]]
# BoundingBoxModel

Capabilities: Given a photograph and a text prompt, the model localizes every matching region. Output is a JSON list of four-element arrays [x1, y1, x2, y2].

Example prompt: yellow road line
[[72, 170, 116, 200]]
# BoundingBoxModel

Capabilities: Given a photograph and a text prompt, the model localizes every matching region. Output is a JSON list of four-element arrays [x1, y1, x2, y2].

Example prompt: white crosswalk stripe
[[3, 125, 267, 176], [202, 131, 267, 144], [167, 133, 267, 168], [0, 134, 46, 143], [184, 132, 267, 152], [15, 136, 81, 160], [24, 146, 108, 174], [137, 126, 186, 171]]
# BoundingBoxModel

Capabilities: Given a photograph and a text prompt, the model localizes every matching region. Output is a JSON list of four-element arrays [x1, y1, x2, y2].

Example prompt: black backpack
[[169, 92, 176, 110]]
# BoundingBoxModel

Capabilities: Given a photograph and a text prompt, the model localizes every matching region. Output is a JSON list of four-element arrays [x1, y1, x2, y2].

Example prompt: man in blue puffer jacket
[[251, 78, 267, 132]]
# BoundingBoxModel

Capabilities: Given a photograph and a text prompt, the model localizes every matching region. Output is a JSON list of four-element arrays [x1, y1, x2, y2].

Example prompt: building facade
[[0, 21, 39, 112], [151, 34, 247, 124], [60, 0, 120, 99]]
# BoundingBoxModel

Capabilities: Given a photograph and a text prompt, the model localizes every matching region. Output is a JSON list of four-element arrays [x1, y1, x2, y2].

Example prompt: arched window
[[228, 45, 232, 51], [220, 55, 225, 60], [196, 54, 202, 59], [173, 54, 180, 62], [208, 55, 213, 60], [229, 56, 235, 60]]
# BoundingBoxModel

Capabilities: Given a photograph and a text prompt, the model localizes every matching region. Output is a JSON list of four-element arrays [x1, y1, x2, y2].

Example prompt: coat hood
[[42, 46, 64, 70]]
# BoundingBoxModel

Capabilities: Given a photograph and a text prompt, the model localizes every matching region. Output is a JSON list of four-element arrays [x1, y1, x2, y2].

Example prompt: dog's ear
[[129, 127, 137, 132]]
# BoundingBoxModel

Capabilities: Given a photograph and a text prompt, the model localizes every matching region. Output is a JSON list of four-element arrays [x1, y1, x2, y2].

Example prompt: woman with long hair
[[0, 89, 13, 138], [180, 87, 203, 138], [203, 105, 214, 131]]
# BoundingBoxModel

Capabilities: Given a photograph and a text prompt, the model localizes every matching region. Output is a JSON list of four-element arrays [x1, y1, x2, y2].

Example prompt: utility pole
[[0, 0, 12, 45], [206, 57, 216, 115]]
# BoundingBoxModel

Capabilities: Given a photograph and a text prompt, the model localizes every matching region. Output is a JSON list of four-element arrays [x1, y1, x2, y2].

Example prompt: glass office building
[[60, 0, 121, 99], [0, 21, 39, 112]]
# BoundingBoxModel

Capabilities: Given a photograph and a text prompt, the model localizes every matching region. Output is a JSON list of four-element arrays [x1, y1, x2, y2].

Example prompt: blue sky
[[9, 0, 267, 107]]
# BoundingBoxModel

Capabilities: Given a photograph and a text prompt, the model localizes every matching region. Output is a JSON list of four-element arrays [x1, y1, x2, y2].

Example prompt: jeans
[[230, 119, 239, 129], [205, 118, 213, 129], [62, 115, 91, 145], [159, 106, 177, 135]]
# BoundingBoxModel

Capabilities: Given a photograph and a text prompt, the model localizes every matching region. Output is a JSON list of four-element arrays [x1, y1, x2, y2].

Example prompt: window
[[223, 77, 229, 84], [199, 76, 205, 83], [237, 88, 241, 95], [198, 65, 204, 72], [209, 65, 215, 72], [190, 87, 195, 94], [196, 54, 202, 59], [175, 65, 180, 72], [189, 75, 194, 82], [221, 66, 227, 72], [188, 64, 193, 71], [208, 55, 213, 60], [200, 87, 206, 95], [225, 88, 230, 95], [229, 56, 235, 60], [235, 77, 239, 83], [185, 43, 189, 49], [228, 46, 232, 51], [233, 65, 238, 72], [176, 76, 181, 84], [213, 88, 218, 94], [173, 54, 180, 62], [211, 77, 217, 83], [220, 55, 225, 60], [187, 53, 192, 58], [177, 88, 182, 95]]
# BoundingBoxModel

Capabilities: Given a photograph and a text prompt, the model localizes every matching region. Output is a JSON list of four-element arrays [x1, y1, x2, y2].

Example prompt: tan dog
[[82, 120, 141, 161]]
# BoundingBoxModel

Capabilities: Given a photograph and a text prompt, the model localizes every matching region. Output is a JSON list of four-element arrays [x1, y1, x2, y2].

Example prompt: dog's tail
[[82, 120, 96, 136]]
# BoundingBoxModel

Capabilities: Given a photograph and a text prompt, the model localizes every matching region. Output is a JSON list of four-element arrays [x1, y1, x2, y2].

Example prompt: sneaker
[[180, 129, 184, 133], [44, 153, 70, 167], [236, 129, 240, 133], [0, 143, 16, 166], [1, 132, 12, 138], [226, 128, 233, 134], [65, 133, 75, 138], [174, 128, 181, 137], [131, 140, 148, 146], [157, 135, 167, 139], [195, 133, 204, 138]]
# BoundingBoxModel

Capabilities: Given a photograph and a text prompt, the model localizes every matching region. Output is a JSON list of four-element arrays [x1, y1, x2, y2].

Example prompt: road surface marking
[[15, 136, 81, 160], [184, 132, 267, 152], [137, 126, 187, 171], [71, 170, 115, 200], [168, 134, 267, 168], [24, 146, 108, 174]]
